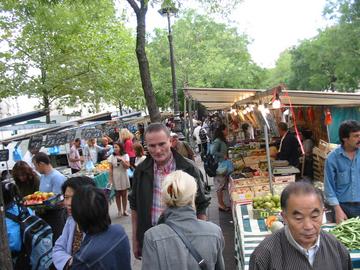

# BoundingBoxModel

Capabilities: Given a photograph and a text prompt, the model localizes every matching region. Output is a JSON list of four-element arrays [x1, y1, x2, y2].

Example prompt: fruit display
[[23, 191, 55, 205], [95, 161, 110, 172], [252, 194, 281, 211]]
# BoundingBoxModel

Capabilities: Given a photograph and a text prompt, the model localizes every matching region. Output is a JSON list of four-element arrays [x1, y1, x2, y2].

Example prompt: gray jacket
[[141, 206, 225, 270]]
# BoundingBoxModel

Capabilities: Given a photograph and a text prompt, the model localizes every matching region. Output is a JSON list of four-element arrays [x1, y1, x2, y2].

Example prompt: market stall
[[185, 85, 360, 268]]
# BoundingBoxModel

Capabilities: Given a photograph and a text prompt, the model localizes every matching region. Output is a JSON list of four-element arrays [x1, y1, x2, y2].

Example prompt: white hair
[[162, 170, 197, 208]]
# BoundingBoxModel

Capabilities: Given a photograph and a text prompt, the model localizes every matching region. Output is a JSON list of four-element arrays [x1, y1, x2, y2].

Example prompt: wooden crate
[[313, 147, 326, 182]]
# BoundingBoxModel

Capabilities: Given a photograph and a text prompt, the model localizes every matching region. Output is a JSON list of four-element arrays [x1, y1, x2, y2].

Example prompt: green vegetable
[[330, 217, 360, 250]]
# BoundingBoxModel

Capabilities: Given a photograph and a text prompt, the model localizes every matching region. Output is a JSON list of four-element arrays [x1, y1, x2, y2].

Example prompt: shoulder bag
[[165, 221, 208, 270]]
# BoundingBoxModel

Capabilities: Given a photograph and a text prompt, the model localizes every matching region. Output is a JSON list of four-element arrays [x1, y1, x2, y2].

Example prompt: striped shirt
[[151, 154, 176, 225], [284, 225, 320, 266], [249, 228, 352, 270]]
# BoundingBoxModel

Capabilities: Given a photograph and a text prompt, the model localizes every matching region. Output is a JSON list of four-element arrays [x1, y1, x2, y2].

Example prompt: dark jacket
[[249, 228, 352, 270], [128, 149, 210, 248], [71, 224, 131, 270], [277, 132, 300, 167]]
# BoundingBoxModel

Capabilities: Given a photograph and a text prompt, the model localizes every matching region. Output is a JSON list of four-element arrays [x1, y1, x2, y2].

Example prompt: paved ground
[[111, 155, 235, 270]]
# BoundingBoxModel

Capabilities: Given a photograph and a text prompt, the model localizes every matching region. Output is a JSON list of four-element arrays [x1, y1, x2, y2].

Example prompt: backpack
[[203, 141, 220, 177], [6, 205, 53, 270], [203, 153, 218, 177], [199, 128, 208, 144]]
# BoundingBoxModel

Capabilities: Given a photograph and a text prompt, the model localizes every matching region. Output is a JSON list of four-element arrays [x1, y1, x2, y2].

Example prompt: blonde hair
[[162, 170, 197, 208], [120, 128, 134, 141]]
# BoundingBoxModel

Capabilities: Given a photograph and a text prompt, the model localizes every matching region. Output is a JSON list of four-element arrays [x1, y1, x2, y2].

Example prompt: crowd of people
[[2, 117, 360, 270]]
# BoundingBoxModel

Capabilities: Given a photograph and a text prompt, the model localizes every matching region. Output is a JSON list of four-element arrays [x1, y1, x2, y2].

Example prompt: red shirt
[[123, 139, 135, 158]]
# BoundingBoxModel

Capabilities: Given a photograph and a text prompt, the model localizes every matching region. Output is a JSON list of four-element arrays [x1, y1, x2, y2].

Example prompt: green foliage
[[0, 0, 141, 117], [264, 50, 293, 88], [265, 0, 359, 92], [148, 10, 266, 110]]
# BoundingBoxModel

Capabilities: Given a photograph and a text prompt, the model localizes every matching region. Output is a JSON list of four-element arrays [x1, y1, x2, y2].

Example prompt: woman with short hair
[[71, 186, 131, 270], [141, 170, 225, 270], [52, 176, 95, 270]]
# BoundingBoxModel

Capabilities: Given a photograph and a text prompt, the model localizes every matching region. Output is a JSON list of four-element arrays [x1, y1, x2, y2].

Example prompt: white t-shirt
[[193, 125, 202, 144]]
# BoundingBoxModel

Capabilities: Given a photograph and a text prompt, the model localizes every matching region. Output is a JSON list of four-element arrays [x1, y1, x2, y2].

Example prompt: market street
[[110, 155, 235, 270]]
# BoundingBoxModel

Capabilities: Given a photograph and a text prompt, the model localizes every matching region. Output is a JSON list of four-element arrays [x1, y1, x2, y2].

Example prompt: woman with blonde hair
[[141, 170, 225, 270], [120, 128, 136, 167]]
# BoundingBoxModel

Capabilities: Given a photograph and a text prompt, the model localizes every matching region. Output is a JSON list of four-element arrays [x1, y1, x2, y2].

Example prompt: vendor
[[325, 120, 360, 224], [276, 122, 300, 167]]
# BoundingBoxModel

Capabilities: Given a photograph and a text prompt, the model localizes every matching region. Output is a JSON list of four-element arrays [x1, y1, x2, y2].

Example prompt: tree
[[147, 10, 266, 110], [126, 0, 161, 122], [1, 0, 140, 121], [125, 0, 243, 122], [265, 50, 293, 88], [286, 0, 360, 91]]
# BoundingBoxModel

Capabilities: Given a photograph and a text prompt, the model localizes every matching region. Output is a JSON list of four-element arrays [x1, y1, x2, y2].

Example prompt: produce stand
[[233, 203, 360, 270], [185, 86, 360, 269]]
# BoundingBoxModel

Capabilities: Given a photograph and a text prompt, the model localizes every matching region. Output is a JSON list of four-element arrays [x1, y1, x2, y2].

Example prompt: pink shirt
[[123, 139, 135, 158], [69, 145, 81, 170]]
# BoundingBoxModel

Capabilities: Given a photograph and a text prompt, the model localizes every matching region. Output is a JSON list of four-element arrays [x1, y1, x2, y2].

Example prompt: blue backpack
[[6, 205, 53, 270]]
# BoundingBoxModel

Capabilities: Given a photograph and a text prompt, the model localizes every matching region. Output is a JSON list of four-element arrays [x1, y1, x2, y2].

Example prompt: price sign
[[66, 130, 77, 143], [44, 132, 68, 147], [0, 149, 9, 162], [28, 135, 43, 151], [81, 128, 103, 140]]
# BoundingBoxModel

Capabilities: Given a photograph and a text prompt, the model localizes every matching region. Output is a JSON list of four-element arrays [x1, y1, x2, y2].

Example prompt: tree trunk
[[119, 100, 123, 115], [0, 185, 13, 270], [43, 95, 51, 124], [134, 6, 161, 123], [40, 55, 51, 124]]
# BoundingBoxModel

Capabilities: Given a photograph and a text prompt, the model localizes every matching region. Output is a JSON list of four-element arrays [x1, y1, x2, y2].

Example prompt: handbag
[[216, 159, 234, 176], [165, 221, 208, 270]]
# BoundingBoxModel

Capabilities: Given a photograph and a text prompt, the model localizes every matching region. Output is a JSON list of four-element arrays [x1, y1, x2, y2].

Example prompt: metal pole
[[166, 12, 179, 115], [189, 99, 194, 146], [184, 97, 188, 141], [264, 125, 274, 195]]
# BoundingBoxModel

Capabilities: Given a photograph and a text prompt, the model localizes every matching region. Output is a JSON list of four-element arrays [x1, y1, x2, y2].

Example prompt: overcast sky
[[122, 0, 330, 68]]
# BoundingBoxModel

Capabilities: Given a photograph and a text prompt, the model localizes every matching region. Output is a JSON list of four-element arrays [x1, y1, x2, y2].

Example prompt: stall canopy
[[184, 87, 360, 109], [0, 111, 112, 145], [184, 87, 265, 110], [0, 109, 49, 127]]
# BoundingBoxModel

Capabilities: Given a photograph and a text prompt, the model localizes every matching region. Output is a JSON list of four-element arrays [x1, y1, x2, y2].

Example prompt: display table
[[86, 171, 114, 201], [234, 204, 360, 270], [93, 171, 110, 188]]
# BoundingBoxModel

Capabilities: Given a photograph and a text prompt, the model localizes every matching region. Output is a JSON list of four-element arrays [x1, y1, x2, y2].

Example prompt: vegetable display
[[330, 217, 360, 250]]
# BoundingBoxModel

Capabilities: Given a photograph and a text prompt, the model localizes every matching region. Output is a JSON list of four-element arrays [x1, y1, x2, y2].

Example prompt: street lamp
[[158, 7, 182, 135]]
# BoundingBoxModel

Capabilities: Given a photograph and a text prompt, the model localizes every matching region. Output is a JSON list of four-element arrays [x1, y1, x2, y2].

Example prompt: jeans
[[340, 202, 360, 218]]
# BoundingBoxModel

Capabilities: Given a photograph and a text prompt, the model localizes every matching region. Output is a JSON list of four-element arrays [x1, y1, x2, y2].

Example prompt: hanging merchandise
[[307, 107, 315, 122], [325, 108, 333, 125], [297, 108, 304, 122], [283, 90, 305, 155]]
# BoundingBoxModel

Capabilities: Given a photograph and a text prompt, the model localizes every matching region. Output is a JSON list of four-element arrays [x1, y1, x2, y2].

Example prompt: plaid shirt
[[151, 154, 176, 225]]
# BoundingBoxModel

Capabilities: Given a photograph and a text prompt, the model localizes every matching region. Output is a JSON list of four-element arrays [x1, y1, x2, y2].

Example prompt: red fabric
[[123, 139, 135, 158], [325, 108, 333, 125]]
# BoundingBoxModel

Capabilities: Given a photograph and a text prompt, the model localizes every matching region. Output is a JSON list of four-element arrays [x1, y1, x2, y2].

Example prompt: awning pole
[[189, 99, 194, 146], [264, 124, 274, 195]]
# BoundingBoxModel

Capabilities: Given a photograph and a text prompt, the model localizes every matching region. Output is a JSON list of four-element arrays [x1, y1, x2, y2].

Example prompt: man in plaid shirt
[[129, 123, 210, 259]]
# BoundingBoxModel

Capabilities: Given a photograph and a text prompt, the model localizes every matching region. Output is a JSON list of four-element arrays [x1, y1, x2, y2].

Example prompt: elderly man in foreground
[[249, 182, 352, 270]]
